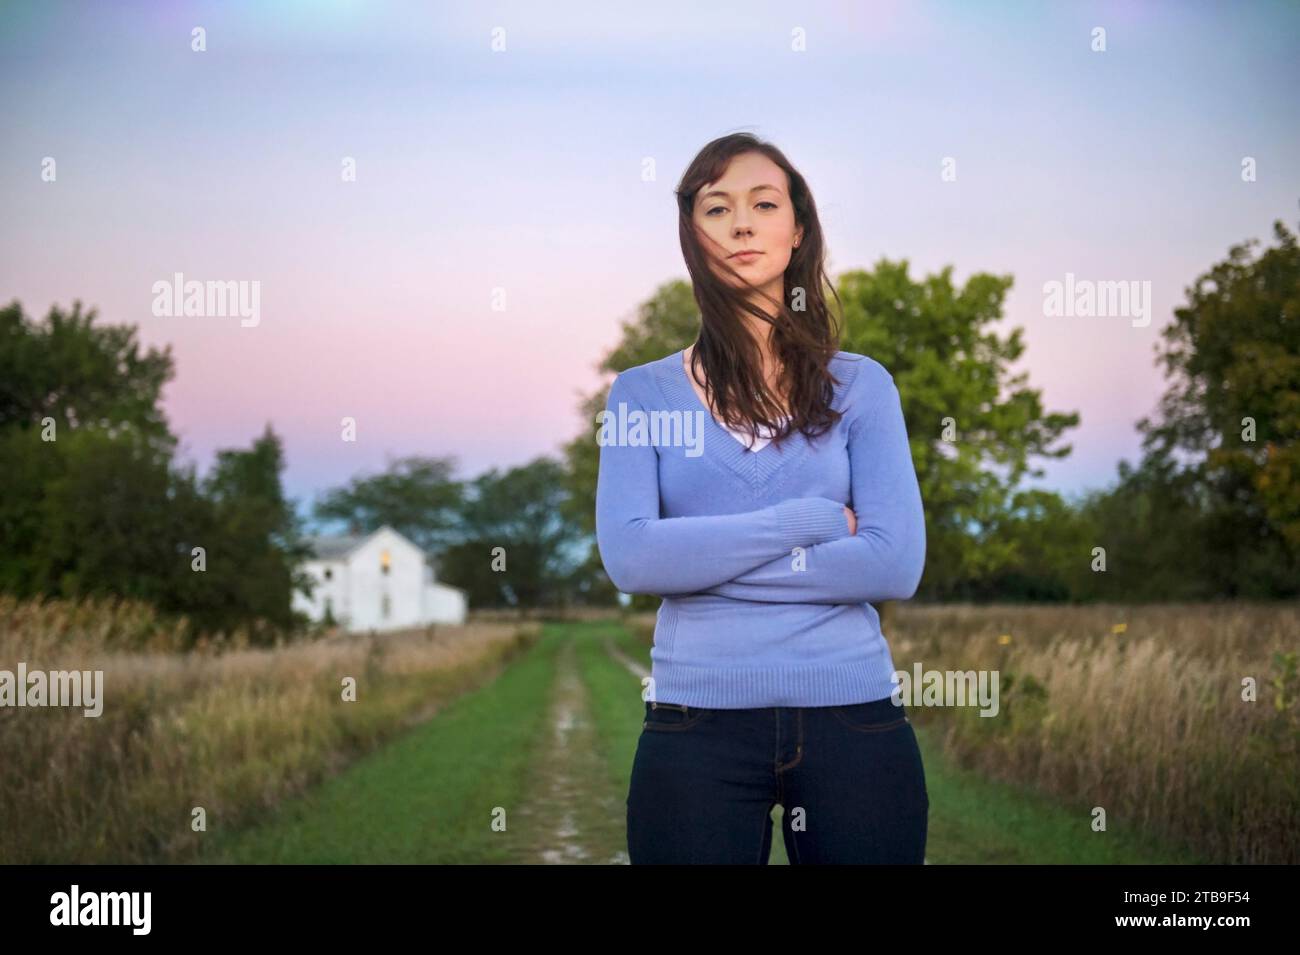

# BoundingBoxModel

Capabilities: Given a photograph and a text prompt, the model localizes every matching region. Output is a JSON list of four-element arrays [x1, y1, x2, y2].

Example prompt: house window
[[381, 594, 391, 618], [324, 568, 333, 580], [381, 549, 391, 575]]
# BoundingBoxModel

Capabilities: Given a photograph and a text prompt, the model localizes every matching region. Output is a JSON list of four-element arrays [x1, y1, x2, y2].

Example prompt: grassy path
[[202, 619, 1205, 864], [201, 626, 563, 862], [508, 634, 628, 863]]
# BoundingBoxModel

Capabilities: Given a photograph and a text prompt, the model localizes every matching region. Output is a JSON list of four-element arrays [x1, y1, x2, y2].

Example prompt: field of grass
[[891, 602, 1299, 864], [0, 593, 539, 863], [4, 594, 1293, 863], [202, 619, 1215, 864]]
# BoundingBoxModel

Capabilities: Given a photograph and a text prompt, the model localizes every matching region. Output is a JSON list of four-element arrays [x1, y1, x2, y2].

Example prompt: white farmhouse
[[293, 524, 467, 632]]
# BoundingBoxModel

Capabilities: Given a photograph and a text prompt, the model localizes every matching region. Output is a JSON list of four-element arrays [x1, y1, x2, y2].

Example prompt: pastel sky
[[2, 0, 1297, 522]]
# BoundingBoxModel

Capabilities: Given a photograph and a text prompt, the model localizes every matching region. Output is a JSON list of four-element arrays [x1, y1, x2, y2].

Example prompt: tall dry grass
[[0, 593, 540, 863], [890, 602, 1300, 864], [626, 601, 1299, 862]]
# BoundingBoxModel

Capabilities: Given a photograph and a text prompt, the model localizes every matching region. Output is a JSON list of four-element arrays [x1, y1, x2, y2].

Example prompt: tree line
[[2, 213, 1295, 644]]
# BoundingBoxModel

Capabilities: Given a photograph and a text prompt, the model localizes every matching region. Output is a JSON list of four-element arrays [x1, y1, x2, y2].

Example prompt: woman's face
[[692, 151, 804, 301]]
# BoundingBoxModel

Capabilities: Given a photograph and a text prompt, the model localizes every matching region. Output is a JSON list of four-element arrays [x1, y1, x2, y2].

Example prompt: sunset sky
[[3, 0, 1297, 523]]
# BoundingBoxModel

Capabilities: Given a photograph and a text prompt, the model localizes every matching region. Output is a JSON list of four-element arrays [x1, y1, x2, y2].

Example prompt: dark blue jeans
[[627, 696, 929, 864]]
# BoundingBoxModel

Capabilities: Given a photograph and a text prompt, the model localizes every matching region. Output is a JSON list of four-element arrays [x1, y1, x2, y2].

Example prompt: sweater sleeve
[[594, 370, 851, 596], [697, 369, 926, 604]]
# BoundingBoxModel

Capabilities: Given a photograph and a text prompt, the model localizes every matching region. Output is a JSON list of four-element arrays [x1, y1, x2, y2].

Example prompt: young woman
[[595, 133, 929, 864]]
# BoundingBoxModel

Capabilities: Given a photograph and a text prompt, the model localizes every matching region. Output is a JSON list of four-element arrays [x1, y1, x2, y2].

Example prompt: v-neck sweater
[[595, 348, 926, 708]]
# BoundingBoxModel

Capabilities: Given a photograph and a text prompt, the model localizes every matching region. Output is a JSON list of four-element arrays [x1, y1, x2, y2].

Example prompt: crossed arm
[[594, 366, 925, 603], [697, 375, 926, 604], [594, 371, 850, 595]]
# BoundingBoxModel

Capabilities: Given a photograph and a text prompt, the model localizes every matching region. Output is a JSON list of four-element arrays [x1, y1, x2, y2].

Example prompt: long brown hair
[[676, 132, 846, 449]]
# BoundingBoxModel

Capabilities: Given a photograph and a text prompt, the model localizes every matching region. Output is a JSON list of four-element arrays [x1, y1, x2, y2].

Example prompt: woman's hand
[[843, 505, 858, 536]]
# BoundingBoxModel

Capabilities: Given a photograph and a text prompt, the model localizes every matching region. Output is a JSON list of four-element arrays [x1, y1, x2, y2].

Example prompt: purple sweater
[[595, 347, 926, 708]]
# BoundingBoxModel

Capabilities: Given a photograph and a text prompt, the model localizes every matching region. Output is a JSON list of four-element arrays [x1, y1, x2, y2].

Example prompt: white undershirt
[[718, 415, 790, 453]]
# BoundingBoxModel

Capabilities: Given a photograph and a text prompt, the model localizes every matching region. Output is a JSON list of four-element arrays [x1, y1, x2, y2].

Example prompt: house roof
[[303, 524, 437, 563], [304, 533, 370, 560]]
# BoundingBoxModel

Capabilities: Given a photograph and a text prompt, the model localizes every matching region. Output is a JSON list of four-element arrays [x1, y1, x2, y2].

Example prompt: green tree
[[311, 454, 466, 555], [439, 457, 593, 608], [1070, 453, 1221, 601], [0, 300, 314, 643], [836, 258, 1080, 599], [996, 210, 1300, 602], [199, 424, 313, 637], [974, 488, 1093, 601], [1129, 213, 1300, 596], [0, 299, 176, 457]]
